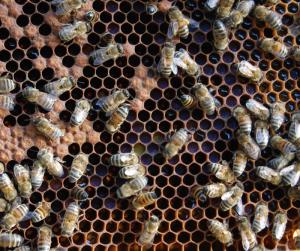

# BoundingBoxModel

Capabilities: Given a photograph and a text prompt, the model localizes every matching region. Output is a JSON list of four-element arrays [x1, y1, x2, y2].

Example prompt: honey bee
[[293, 228, 300, 249], [32, 201, 51, 223], [110, 152, 139, 167], [266, 0, 279, 5], [213, 20, 229, 51], [38, 226, 52, 251], [1, 204, 29, 229], [252, 202, 269, 233], [234, 60, 263, 82], [37, 148, 64, 178], [220, 182, 244, 211], [116, 176, 148, 199], [174, 48, 201, 78], [51, 0, 87, 16], [0, 173, 17, 201], [71, 187, 88, 201], [288, 186, 300, 200], [62, 202, 80, 237], [233, 106, 252, 135], [207, 219, 233, 246], [167, 6, 198, 39], [31, 160, 46, 190], [33, 117, 64, 141], [106, 104, 130, 133], [279, 162, 300, 187], [84, 10, 99, 23], [14, 164, 32, 198], [237, 130, 261, 160], [118, 164, 146, 179], [232, 150, 248, 177], [132, 191, 158, 210], [272, 211, 287, 241], [157, 41, 177, 77], [70, 100, 90, 126], [0, 198, 10, 212], [89, 42, 124, 66], [216, 0, 235, 19], [95, 89, 130, 115], [192, 183, 227, 202], [270, 135, 297, 154], [0, 95, 15, 111], [259, 38, 289, 60], [43, 76, 76, 97], [22, 86, 57, 111], [13, 246, 31, 251], [193, 83, 220, 116], [238, 216, 258, 251], [99, 32, 114, 46], [0, 74, 16, 94], [210, 161, 235, 184], [138, 215, 160, 246], [250, 245, 265, 251], [245, 99, 270, 121], [205, 0, 221, 11], [268, 153, 295, 171], [270, 102, 285, 131], [163, 128, 191, 159], [254, 120, 270, 149], [290, 46, 300, 62], [254, 5, 282, 31], [146, 0, 158, 15], [0, 233, 24, 248], [180, 94, 196, 109], [256, 166, 282, 185], [69, 153, 89, 183], [289, 112, 300, 143], [59, 21, 92, 42]]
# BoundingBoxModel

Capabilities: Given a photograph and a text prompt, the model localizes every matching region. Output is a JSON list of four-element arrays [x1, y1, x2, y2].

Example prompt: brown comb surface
[[0, 0, 299, 250]]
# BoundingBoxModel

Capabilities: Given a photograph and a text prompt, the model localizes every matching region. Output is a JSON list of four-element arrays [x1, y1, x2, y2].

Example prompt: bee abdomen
[[192, 185, 207, 202], [132, 191, 157, 210], [178, 27, 189, 39], [180, 95, 195, 109], [0, 79, 15, 93], [200, 99, 215, 115], [71, 187, 88, 201], [266, 12, 282, 30], [0, 95, 14, 111], [32, 209, 45, 223], [213, 20, 227, 39], [0, 233, 24, 248], [271, 115, 284, 131]]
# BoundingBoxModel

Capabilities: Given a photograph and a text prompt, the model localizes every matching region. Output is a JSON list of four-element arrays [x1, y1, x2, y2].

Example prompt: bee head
[[85, 10, 98, 23], [117, 44, 124, 55]]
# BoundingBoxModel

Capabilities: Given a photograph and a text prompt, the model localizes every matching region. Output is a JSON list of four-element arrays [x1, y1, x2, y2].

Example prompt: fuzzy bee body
[[62, 202, 80, 237], [59, 21, 92, 42], [157, 41, 177, 77], [235, 60, 263, 82], [167, 7, 190, 39], [220, 182, 244, 211], [95, 89, 130, 114], [0, 76, 16, 94], [256, 166, 282, 185], [288, 186, 300, 200], [163, 128, 191, 159], [119, 164, 146, 179], [289, 113, 300, 142], [205, 0, 220, 11], [0, 173, 17, 201], [37, 226, 52, 251], [272, 212, 287, 241], [193, 183, 227, 201], [193, 83, 218, 115], [254, 5, 282, 31], [180, 94, 195, 109], [238, 216, 257, 250], [233, 106, 252, 135], [23, 87, 57, 111], [217, 0, 235, 18], [33, 117, 64, 141], [43, 76, 75, 97], [207, 219, 233, 246], [69, 153, 89, 183], [106, 104, 130, 133], [259, 38, 289, 60], [213, 20, 229, 51], [210, 162, 235, 184], [252, 202, 269, 233], [71, 100, 90, 126], [245, 99, 270, 121], [116, 176, 148, 199], [270, 135, 297, 154], [110, 152, 139, 167], [14, 164, 32, 198], [71, 187, 88, 201], [280, 162, 300, 187], [31, 160, 46, 190], [13, 246, 31, 251], [174, 49, 200, 78], [132, 191, 157, 210], [270, 102, 285, 131], [90, 43, 124, 66], [0, 233, 24, 248], [291, 46, 300, 62], [0, 95, 15, 111], [51, 0, 87, 16], [37, 148, 64, 178], [237, 131, 261, 160], [232, 150, 248, 177], [0, 198, 10, 212], [268, 153, 294, 171], [138, 215, 160, 246], [32, 202, 51, 223], [254, 120, 270, 149], [1, 204, 29, 229]]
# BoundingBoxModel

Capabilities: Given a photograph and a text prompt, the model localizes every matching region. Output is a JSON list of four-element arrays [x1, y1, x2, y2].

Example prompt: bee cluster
[[0, 0, 299, 250]]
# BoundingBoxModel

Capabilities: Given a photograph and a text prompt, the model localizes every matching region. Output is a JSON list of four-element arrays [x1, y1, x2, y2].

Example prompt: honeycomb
[[0, 0, 299, 250]]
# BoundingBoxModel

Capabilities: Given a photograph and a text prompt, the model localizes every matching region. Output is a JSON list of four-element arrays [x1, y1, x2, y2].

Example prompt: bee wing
[[221, 190, 234, 201], [21, 211, 34, 222], [171, 63, 178, 75], [213, 97, 221, 108], [51, 0, 63, 4], [234, 198, 244, 216], [94, 96, 108, 110], [279, 164, 295, 175], [241, 230, 251, 251], [173, 56, 188, 70], [255, 128, 266, 145], [167, 21, 179, 39], [187, 17, 199, 31], [90, 47, 107, 66]]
